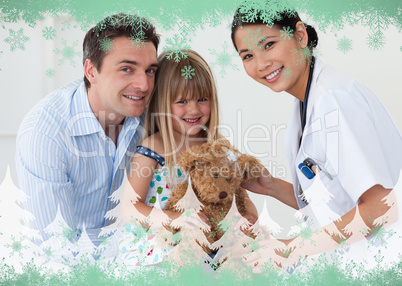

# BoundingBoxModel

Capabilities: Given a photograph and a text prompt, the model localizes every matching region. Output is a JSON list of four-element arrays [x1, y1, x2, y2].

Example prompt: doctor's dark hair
[[82, 13, 160, 89], [230, 8, 318, 52]]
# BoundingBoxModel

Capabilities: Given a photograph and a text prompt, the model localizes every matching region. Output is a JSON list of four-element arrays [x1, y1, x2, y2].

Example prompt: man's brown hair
[[82, 13, 159, 89]]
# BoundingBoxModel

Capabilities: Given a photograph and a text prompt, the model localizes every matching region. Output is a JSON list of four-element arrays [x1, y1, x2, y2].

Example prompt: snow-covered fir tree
[[97, 174, 147, 267], [99, 172, 146, 237], [248, 198, 280, 237], [342, 205, 371, 244], [40, 206, 78, 266], [166, 178, 211, 266], [299, 175, 341, 227], [0, 166, 44, 271], [72, 224, 97, 266], [210, 196, 254, 268]]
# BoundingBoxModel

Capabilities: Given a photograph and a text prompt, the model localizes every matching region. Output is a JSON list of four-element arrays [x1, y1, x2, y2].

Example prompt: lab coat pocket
[[300, 170, 344, 227]]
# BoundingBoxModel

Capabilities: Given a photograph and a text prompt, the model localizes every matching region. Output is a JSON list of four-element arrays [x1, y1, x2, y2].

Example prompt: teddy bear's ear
[[178, 146, 204, 173], [235, 154, 264, 183]]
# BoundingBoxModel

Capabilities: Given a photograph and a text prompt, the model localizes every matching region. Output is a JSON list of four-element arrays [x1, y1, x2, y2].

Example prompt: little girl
[[129, 49, 221, 220], [118, 50, 258, 266]]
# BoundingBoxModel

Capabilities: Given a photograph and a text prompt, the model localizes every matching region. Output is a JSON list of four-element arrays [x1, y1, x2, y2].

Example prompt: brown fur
[[165, 140, 263, 253]]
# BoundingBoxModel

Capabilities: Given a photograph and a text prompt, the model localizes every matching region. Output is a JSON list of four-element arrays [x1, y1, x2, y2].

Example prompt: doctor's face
[[234, 22, 310, 101]]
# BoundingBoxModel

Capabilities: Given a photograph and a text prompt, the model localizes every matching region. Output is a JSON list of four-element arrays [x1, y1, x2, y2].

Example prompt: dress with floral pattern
[[119, 146, 183, 267]]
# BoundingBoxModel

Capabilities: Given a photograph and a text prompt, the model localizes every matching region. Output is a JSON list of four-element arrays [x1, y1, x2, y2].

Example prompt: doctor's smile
[[264, 66, 284, 82]]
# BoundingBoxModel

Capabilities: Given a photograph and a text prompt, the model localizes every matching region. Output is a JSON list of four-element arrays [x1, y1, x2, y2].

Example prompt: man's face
[[86, 37, 158, 122]]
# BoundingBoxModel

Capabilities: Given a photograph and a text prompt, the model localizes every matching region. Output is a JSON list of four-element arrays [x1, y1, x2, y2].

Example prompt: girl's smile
[[182, 117, 202, 125], [171, 95, 210, 138]]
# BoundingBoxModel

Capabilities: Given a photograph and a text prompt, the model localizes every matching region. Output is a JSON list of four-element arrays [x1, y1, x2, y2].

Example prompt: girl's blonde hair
[[144, 50, 221, 186]]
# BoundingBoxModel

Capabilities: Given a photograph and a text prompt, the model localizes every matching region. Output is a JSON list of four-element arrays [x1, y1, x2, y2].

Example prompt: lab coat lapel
[[304, 58, 325, 136], [284, 98, 301, 185]]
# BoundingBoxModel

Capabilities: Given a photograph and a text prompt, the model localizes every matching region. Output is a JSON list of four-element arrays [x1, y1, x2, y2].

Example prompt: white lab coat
[[284, 58, 402, 225], [284, 58, 402, 267]]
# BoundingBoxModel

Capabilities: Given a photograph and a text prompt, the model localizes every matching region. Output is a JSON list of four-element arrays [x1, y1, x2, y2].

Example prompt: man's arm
[[16, 130, 77, 242]]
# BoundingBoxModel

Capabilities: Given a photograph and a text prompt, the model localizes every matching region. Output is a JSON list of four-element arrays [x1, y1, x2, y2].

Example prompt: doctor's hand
[[241, 167, 274, 196]]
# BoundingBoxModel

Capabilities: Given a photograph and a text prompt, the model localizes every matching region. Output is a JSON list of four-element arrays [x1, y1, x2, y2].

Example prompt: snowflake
[[242, 28, 266, 51], [170, 231, 182, 245], [5, 236, 29, 258], [367, 31, 385, 51], [337, 36, 353, 54], [367, 217, 396, 248], [238, 2, 292, 27], [4, 28, 30, 51], [62, 226, 75, 241], [53, 220, 76, 246], [248, 240, 261, 252], [43, 247, 54, 259], [20, 9, 41, 28], [291, 44, 314, 66], [130, 35, 146, 51], [183, 210, 193, 218], [209, 41, 239, 78], [42, 26, 56, 40], [283, 68, 292, 77], [177, 20, 196, 37], [350, 9, 392, 39], [374, 250, 384, 268], [280, 26, 294, 40], [99, 37, 115, 53], [128, 223, 149, 243], [130, 12, 151, 37], [181, 65, 195, 79], [4, 9, 20, 23], [203, 9, 225, 28], [45, 68, 55, 78], [54, 39, 81, 67], [163, 34, 191, 62], [290, 219, 320, 247]]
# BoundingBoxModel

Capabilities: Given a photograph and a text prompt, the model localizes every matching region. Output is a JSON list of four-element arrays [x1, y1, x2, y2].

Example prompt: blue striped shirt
[[16, 79, 144, 245]]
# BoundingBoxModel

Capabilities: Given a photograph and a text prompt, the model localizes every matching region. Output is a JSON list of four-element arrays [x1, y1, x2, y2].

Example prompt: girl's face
[[170, 93, 211, 138], [234, 22, 310, 101]]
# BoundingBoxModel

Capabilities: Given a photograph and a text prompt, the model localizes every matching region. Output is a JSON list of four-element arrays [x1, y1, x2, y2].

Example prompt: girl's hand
[[169, 210, 211, 232], [197, 211, 211, 227], [242, 212, 258, 225], [242, 168, 298, 209], [239, 212, 258, 236]]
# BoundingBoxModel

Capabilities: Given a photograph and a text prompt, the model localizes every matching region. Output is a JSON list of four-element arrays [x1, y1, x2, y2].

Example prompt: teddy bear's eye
[[212, 173, 219, 178]]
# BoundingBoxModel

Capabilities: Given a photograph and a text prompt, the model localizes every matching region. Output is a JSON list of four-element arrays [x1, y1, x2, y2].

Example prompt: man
[[16, 13, 159, 245]]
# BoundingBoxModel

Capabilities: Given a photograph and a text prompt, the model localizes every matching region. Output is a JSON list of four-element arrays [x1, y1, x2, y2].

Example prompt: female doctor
[[231, 8, 402, 271]]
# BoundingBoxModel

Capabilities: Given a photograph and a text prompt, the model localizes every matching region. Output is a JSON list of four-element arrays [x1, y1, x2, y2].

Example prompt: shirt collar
[[69, 81, 102, 136], [69, 81, 146, 137]]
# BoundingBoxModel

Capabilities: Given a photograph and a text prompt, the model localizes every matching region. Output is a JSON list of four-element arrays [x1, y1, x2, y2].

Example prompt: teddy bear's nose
[[219, 191, 228, 199]]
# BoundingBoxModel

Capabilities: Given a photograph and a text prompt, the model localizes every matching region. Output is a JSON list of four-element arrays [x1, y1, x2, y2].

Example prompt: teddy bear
[[165, 140, 264, 254]]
